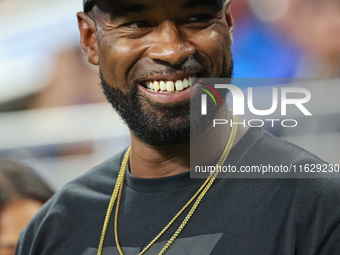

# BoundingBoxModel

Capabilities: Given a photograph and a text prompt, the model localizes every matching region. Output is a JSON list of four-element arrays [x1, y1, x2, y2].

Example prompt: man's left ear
[[225, 6, 234, 44], [77, 11, 99, 65]]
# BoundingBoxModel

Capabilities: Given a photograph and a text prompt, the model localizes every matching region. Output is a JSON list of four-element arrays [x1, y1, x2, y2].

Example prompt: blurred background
[[1, 0, 340, 189]]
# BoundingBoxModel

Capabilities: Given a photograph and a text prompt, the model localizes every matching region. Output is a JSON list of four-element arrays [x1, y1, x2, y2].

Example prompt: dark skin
[[77, 0, 247, 178]]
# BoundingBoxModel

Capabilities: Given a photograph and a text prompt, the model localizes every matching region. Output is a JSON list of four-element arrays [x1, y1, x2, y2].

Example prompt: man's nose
[[147, 21, 195, 66]]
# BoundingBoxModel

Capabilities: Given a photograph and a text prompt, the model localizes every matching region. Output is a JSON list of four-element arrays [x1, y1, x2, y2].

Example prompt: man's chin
[[131, 122, 191, 147], [100, 73, 191, 147]]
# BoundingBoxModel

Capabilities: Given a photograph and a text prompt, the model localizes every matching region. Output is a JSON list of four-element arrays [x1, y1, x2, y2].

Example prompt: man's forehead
[[85, 0, 226, 14]]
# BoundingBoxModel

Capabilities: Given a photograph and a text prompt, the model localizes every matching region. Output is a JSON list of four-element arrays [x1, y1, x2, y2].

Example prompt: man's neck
[[129, 136, 191, 178]]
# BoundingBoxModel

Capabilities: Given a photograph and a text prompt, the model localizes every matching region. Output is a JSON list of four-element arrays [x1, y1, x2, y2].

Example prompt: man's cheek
[[207, 38, 230, 75], [98, 48, 125, 86]]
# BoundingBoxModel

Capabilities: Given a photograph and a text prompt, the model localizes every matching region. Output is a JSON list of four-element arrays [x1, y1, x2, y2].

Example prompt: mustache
[[131, 55, 205, 83]]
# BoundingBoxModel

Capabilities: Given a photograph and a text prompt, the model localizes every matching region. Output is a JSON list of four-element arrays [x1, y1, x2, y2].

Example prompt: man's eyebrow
[[183, 0, 224, 10]]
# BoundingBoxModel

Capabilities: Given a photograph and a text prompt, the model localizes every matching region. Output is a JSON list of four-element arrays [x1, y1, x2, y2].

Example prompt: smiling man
[[77, 0, 240, 179], [15, 0, 340, 255]]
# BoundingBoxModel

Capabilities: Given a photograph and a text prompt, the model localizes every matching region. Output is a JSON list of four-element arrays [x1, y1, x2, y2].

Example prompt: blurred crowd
[[232, 0, 340, 78]]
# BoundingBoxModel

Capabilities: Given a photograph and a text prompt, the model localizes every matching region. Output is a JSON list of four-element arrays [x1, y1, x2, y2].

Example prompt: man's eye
[[185, 14, 213, 23], [123, 21, 152, 29]]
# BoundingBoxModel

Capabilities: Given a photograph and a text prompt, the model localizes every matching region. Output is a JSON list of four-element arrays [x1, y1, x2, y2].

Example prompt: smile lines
[[143, 76, 194, 93]]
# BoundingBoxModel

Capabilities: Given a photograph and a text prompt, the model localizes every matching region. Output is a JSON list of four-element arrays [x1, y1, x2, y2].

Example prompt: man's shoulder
[[243, 127, 327, 164], [250, 128, 340, 195], [51, 149, 126, 205], [28, 148, 126, 219], [228, 127, 339, 180]]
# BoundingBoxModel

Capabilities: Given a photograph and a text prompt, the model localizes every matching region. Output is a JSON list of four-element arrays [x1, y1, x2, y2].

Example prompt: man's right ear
[[77, 11, 99, 65]]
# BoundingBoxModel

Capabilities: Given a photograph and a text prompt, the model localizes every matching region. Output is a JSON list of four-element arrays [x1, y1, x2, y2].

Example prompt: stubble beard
[[99, 58, 234, 147]]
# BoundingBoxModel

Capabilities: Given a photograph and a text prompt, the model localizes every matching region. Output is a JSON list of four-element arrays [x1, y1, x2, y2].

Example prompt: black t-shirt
[[15, 128, 340, 255]]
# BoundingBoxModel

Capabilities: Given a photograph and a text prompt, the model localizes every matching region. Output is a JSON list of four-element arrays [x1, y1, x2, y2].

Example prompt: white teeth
[[144, 76, 194, 92], [183, 78, 189, 88], [166, 81, 175, 92], [153, 81, 160, 91], [188, 77, 193, 87], [175, 80, 184, 91], [160, 81, 166, 91]]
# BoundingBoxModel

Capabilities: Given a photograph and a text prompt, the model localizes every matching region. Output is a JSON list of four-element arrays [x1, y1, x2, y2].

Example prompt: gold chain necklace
[[97, 114, 239, 255]]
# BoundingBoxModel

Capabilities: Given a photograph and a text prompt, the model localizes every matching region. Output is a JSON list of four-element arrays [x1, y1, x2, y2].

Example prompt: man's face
[[79, 0, 234, 146]]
